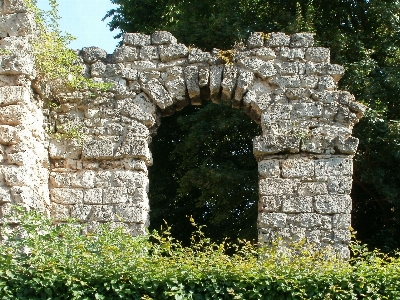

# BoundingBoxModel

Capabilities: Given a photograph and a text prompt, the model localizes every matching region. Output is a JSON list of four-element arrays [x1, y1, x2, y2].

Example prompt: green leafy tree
[[106, 0, 400, 250]]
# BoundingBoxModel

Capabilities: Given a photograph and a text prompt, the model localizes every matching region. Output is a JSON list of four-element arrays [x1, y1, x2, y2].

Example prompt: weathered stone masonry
[[0, 1, 366, 257]]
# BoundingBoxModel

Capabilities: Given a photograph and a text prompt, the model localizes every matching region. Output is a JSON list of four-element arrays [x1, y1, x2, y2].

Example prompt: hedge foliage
[[0, 210, 399, 300]]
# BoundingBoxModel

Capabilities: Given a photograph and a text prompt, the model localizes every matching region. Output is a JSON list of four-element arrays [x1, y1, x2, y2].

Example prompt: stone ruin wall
[[0, 1, 366, 257]]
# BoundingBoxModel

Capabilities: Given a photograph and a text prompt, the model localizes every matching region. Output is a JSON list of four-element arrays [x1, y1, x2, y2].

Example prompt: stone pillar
[[0, 0, 49, 220], [257, 155, 353, 257]]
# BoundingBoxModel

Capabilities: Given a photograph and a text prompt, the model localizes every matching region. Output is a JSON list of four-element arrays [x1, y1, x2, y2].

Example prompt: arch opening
[[149, 101, 261, 244]]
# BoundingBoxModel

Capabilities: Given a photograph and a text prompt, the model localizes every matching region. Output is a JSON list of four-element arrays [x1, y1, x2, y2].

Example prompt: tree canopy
[[106, 0, 400, 250]]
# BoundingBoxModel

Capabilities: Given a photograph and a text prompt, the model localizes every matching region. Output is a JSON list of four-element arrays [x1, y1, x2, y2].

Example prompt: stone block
[[121, 66, 138, 80], [300, 75, 319, 89], [314, 158, 352, 177], [275, 62, 299, 75], [128, 223, 148, 236], [234, 70, 254, 103], [327, 176, 352, 195], [258, 159, 280, 178], [314, 194, 351, 214], [281, 159, 314, 179], [2, 165, 30, 186], [80, 47, 107, 64], [285, 88, 311, 100], [132, 61, 158, 71], [141, 78, 174, 110], [326, 64, 345, 81], [151, 31, 177, 45], [335, 106, 358, 127], [320, 230, 334, 244], [6, 146, 37, 166], [237, 57, 276, 79], [333, 244, 350, 259], [279, 48, 305, 61], [198, 66, 209, 88], [282, 196, 313, 213], [333, 229, 351, 244], [49, 172, 71, 188], [71, 205, 92, 222], [114, 204, 148, 223], [161, 66, 186, 106], [51, 203, 70, 221], [121, 93, 156, 127], [0, 104, 33, 125], [209, 65, 223, 102], [188, 48, 212, 63], [184, 65, 201, 105], [123, 33, 151, 47], [0, 13, 35, 38], [253, 135, 300, 155], [90, 205, 114, 222], [51, 188, 83, 205], [0, 86, 30, 106], [94, 171, 112, 188], [113, 45, 138, 63], [292, 103, 322, 119], [269, 75, 301, 89], [0, 74, 29, 87], [247, 32, 264, 48], [221, 65, 238, 101], [3, 0, 28, 14], [305, 47, 330, 63], [116, 138, 151, 162], [82, 139, 114, 160], [318, 75, 336, 91], [0, 53, 36, 79], [10, 186, 36, 206], [253, 47, 276, 60], [0, 186, 12, 203], [261, 104, 292, 123], [259, 212, 287, 228], [0, 144, 4, 162], [290, 33, 315, 48], [259, 195, 282, 212], [83, 188, 103, 205], [49, 139, 82, 160], [332, 214, 351, 230], [334, 136, 359, 154], [139, 45, 159, 60], [159, 44, 188, 62], [287, 213, 322, 228], [259, 178, 299, 196], [90, 61, 106, 77], [306, 229, 321, 244], [265, 32, 290, 47], [113, 170, 148, 189], [320, 215, 333, 230], [122, 159, 148, 173], [70, 170, 95, 188], [298, 182, 328, 196], [103, 187, 129, 204], [0, 125, 16, 145]]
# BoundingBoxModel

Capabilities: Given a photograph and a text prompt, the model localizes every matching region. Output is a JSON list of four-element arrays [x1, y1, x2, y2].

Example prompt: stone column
[[0, 0, 49, 220]]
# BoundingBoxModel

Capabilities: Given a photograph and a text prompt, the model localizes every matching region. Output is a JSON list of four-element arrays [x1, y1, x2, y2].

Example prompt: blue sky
[[36, 0, 121, 53]]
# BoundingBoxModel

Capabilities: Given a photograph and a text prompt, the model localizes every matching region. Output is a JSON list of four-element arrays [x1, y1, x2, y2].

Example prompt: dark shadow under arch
[[149, 101, 261, 245]]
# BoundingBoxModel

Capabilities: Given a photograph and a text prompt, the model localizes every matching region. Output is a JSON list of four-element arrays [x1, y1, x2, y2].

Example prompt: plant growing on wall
[[24, 0, 111, 91]]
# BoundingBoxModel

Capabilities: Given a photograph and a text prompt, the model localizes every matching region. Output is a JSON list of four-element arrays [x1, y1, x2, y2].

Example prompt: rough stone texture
[[0, 7, 364, 257]]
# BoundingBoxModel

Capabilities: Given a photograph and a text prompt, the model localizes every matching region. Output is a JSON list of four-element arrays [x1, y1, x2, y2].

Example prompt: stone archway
[[0, 4, 365, 258]]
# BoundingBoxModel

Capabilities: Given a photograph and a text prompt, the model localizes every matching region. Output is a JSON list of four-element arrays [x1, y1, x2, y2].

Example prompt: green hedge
[[0, 210, 399, 299]]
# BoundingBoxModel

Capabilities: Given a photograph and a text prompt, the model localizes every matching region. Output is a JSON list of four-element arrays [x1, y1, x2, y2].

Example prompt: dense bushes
[[0, 210, 399, 299]]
